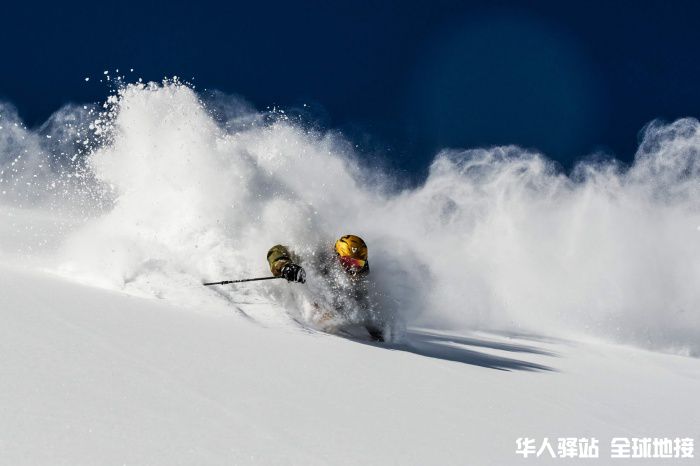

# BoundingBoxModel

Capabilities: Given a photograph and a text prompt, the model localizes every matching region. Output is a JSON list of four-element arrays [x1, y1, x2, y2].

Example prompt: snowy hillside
[[1, 264, 699, 465], [1, 81, 700, 464]]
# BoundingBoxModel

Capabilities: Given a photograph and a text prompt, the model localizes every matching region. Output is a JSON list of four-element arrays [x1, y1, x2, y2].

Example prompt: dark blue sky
[[2, 0, 699, 176]]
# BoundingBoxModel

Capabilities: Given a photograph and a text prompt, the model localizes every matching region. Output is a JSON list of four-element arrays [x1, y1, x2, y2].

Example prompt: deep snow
[[1, 264, 698, 465], [1, 81, 700, 464], [2, 82, 700, 355]]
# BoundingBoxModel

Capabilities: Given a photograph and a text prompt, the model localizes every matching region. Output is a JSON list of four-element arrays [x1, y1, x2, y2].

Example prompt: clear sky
[[2, 0, 699, 176]]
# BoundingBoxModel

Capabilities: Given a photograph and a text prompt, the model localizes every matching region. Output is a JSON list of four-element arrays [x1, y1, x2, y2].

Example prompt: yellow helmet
[[335, 234, 368, 260], [335, 235, 368, 273]]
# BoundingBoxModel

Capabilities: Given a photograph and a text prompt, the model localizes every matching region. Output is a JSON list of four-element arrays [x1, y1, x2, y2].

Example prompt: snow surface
[[1, 81, 700, 464], [1, 264, 698, 465]]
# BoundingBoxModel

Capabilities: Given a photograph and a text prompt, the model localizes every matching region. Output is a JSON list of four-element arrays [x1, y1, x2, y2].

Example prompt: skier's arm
[[267, 245, 292, 276], [267, 245, 306, 283]]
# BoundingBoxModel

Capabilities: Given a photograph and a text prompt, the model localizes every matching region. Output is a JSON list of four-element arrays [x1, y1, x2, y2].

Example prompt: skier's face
[[337, 255, 366, 274]]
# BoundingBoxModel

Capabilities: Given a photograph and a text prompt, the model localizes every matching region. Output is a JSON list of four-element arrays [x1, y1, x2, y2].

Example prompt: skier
[[266, 235, 386, 341]]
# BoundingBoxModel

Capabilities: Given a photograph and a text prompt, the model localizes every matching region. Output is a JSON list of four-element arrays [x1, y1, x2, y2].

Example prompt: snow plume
[[0, 103, 53, 206], [0, 100, 102, 209], [1, 81, 699, 354], [0, 101, 104, 260], [399, 129, 700, 354]]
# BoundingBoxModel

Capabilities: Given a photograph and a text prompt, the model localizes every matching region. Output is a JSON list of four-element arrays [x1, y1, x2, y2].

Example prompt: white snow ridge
[[0, 82, 698, 464]]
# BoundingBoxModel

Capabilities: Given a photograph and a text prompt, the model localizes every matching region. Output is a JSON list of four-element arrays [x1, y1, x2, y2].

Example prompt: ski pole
[[203, 276, 282, 286]]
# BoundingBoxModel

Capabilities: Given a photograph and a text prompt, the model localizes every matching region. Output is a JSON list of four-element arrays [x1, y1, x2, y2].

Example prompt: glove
[[280, 263, 306, 283]]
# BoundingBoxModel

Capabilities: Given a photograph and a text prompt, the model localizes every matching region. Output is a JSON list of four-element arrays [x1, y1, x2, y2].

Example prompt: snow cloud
[[1, 82, 699, 355]]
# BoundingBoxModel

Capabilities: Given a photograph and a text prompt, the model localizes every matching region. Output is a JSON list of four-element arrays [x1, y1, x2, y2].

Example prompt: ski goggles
[[338, 255, 366, 271]]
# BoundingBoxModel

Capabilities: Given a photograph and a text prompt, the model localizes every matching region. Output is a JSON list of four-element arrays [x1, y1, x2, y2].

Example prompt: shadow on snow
[[382, 329, 558, 372]]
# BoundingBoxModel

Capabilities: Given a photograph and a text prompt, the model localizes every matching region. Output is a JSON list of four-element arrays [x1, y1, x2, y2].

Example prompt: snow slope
[[1, 264, 698, 465], [2, 81, 700, 464]]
